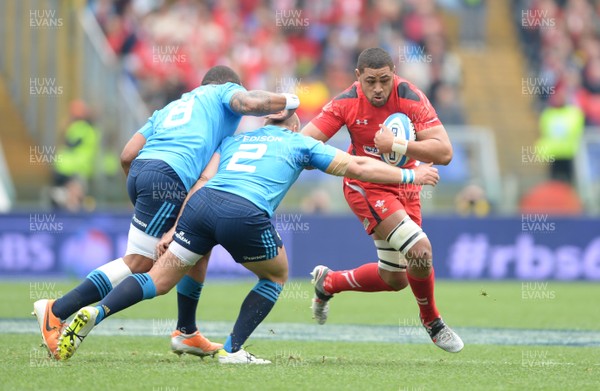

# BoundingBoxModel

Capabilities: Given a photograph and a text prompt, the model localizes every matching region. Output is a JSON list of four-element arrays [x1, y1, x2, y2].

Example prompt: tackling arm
[[324, 150, 440, 186], [229, 91, 299, 116]]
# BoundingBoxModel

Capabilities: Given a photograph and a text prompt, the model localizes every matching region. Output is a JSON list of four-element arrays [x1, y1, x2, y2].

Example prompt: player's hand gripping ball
[[379, 112, 416, 167]]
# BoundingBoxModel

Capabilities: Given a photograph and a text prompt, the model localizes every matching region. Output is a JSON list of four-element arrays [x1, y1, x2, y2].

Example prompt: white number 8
[[163, 94, 198, 128]]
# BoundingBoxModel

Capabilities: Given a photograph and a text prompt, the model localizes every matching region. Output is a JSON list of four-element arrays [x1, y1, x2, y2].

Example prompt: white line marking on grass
[[6, 318, 600, 347]]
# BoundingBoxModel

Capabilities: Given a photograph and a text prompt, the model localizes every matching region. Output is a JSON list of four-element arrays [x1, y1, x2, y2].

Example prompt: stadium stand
[[514, 0, 600, 212], [88, 0, 465, 123], [6, 0, 599, 213]]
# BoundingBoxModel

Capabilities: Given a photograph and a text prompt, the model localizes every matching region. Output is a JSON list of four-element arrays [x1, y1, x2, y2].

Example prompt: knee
[[255, 264, 288, 286], [406, 239, 432, 262], [406, 240, 433, 272], [379, 270, 409, 291], [270, 271, 288, 286], [124, 254, 153, 273]]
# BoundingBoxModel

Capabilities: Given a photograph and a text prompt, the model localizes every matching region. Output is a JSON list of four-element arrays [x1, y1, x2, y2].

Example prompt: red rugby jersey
[[310, 75, 441, 170]]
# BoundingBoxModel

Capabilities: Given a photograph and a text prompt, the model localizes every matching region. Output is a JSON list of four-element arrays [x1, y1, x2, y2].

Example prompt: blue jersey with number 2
[[136, 82, 245, 190], [206, 125, 338, 216]]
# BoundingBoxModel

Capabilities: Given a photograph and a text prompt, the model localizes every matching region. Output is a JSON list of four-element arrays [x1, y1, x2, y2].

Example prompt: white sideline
[[5, 318, 600, 347]]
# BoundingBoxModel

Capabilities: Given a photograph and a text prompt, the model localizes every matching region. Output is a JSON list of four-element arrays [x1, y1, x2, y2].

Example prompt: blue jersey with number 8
[[136, 82, 245, 190], [206, 125, 338, 217]]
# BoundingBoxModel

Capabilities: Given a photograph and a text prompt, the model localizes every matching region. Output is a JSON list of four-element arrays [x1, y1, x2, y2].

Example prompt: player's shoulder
[[234, 125, 286, 141], [194, 82, 245, 95], [333, 82, 360, 102], [294, 131, 326, 152], [393, 75, 424, 103], [219, 82, 246, 92]]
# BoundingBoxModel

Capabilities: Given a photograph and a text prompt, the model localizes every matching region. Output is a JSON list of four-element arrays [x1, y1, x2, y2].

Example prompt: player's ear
[[265, 110, 287, 121], [355, 68, 361, 80]]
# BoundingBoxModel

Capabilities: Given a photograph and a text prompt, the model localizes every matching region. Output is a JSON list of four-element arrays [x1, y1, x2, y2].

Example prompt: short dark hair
[[356, 48, 394, 73], [201, 65, 241, 86]]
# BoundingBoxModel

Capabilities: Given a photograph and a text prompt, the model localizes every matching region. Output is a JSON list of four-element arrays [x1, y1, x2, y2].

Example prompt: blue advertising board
[[0, 213, 598, 280]]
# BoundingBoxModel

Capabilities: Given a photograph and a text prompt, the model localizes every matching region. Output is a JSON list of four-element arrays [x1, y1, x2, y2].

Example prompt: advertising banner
[[0, 213, 598, 280]]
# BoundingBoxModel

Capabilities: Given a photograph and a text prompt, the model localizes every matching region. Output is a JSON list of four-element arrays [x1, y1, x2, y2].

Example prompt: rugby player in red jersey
[[301, 47, 463, 352]]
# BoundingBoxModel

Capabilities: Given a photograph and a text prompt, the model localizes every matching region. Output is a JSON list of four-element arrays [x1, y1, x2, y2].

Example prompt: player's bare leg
[[43, 223, 161, 338], [123, 253, 154, 273], [375, 210, 463, 353], [218, 246, 289, 365], [310, 228, 408, 325], [33, 251, 151, 360], [57, 249, 194, 360], [171, 252, 223, 357]]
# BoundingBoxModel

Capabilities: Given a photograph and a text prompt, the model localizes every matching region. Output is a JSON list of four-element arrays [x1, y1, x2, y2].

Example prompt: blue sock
[[52, 270, 113, 320], [93, 273, 156, 325], [224, 279, 282, 353], [176, 275, 203, 334]]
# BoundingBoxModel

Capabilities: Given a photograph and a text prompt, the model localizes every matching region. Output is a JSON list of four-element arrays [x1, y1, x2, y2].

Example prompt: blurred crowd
[[89, 0, 467, 125], [517, 0, 600, 125], [516, 0, 600, 186]]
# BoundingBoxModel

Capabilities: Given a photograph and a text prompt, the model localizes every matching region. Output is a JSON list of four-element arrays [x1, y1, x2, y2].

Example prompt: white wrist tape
[[391, 138, 408, 155], [282, 93, 300, 110]]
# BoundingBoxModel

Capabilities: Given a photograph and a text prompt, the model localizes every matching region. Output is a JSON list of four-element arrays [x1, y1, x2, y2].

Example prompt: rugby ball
[[380, 112, 416, 167]]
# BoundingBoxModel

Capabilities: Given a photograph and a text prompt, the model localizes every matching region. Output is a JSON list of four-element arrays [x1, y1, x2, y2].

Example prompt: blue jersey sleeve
[[221, 83, 246, 114], [302, 136, 337, 172], [137, 122, 154, 139], [137, 111, 157, 138]]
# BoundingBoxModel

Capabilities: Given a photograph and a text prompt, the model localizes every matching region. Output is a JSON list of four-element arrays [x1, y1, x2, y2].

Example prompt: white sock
[[97, 258, 132, 287]]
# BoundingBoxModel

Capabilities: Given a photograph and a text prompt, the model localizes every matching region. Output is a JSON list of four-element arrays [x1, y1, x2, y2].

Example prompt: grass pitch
[[1, 280, 599, 390]]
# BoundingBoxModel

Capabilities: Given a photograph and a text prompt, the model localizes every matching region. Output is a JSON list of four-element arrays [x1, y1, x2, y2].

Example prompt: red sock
[[407, 268, 440, 324], [323, 263, 396, 295]]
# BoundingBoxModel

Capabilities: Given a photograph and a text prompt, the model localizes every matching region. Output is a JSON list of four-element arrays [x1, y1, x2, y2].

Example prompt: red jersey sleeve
[[401, 83, 442, 132], [310, 98, 346, 138]]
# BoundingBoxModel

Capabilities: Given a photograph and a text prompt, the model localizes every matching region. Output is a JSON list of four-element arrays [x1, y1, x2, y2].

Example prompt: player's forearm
[[120, 133, 147, 175], [406, 139, 452, 165], [121, 161, 132, 177], [301, 122, 331, 142], [157, 175, 209, 254], [345, 157, 413, 184], [230, 91, 299, 116]]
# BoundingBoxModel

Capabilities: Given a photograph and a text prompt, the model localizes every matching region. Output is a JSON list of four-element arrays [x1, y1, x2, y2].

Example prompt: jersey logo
[[355, 119, 368, 125], [363, 145, 380, 156]]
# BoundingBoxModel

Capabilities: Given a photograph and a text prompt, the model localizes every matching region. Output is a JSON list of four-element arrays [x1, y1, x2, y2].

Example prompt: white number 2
[[226, 143, 267, 173]]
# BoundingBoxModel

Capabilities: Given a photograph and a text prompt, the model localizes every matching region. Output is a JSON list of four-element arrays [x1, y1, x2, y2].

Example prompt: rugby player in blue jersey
[[56, 112, 440, 363], [33, 65, 300, 360]]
